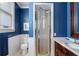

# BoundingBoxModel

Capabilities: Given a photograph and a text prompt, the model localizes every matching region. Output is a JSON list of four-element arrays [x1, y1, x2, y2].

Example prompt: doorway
[[35, 3, 51, 56]]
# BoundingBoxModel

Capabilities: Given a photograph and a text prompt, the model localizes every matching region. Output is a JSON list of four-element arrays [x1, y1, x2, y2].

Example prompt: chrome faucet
[[74, 39, 79, 44], [74, 39, 77, 43]]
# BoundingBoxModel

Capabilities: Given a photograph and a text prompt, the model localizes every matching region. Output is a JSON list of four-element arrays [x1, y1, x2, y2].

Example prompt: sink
[[67, 43, 79, 50]]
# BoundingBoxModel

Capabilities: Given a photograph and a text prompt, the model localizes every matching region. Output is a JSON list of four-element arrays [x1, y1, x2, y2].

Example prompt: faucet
[[74, 39, 77, 43], [74, 39, 79, 44], [66, 38, 79, 44]]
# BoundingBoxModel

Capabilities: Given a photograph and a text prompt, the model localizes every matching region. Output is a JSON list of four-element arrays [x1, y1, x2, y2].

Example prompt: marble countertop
[[53, 37, 79, 56]]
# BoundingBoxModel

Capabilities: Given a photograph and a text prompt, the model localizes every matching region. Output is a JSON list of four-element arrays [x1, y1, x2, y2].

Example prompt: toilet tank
[[20, 34, 29, 44]]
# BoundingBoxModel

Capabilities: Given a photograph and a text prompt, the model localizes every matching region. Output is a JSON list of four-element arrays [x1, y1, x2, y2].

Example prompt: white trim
[[51, 3, 54, 37], [35, 3, 51, 5], [33, 3, 35, 38], [19, 6, 29, 8], [51, 3, 54, 56], [32, 3, 36, 55]]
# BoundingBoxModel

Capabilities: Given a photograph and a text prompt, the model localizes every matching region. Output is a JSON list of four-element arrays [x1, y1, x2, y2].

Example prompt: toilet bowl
[[20, 35, 29, 55], [21, 43, 28, 55]]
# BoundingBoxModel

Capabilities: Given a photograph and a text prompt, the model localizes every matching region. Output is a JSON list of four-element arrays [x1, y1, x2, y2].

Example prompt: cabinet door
[[55, 42, 66, 56], [57, 50, 66, 56], [55, 42, 76, 56], [65, 48, 76, 56], [0, 10, 12, 27], [0, 3, 12, 14], [0, 2, 15, 33]]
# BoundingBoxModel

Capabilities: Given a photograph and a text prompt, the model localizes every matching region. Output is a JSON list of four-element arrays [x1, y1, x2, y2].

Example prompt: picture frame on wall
[[23, 22, 29, 31]]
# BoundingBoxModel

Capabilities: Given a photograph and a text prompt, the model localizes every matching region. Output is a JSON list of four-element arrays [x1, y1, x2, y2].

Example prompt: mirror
[[74, 3, 79, 34], [71, 2, 79, 37]]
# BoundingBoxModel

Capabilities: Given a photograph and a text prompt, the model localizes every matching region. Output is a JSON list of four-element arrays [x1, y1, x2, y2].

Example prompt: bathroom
[[0, 2, 35, 56], [0, 2, 52, 56], [0, 2, 79, 56]]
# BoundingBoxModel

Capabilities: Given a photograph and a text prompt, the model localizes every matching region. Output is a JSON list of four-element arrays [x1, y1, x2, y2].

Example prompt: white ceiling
[[17, 2, 30, 8], [17, 2, 51, 9]]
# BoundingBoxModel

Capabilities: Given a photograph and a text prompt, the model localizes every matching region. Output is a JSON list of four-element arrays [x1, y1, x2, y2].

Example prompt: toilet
[[20, 35, 29, 55], [21, 43, 28, 55]]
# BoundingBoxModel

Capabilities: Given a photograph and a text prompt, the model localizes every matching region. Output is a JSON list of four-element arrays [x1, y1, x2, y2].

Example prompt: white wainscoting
[[27, 37, 36, 56], [8, 35, 21, 56], [7, 34, 36, 56]]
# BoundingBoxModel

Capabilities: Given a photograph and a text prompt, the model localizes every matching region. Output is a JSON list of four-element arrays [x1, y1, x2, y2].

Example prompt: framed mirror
[[71, 2, 79, 37]]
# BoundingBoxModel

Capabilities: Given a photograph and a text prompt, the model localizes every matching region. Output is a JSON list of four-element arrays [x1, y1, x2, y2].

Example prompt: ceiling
[[17, 2, 30, 8], [17, 2, 51, 9]]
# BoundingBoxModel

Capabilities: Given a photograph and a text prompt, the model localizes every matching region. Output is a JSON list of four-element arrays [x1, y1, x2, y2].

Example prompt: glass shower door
[[36, 7, 50, 55]]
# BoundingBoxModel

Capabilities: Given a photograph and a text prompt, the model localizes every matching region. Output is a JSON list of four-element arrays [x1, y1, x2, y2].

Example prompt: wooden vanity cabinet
[[55, 42, 77, 56]]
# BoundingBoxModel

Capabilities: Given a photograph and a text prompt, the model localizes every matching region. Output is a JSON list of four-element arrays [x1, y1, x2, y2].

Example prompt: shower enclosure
[[35, 3, 51, 56]]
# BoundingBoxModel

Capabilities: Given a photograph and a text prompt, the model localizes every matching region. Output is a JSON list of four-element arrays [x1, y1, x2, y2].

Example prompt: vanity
[[55, 42, 76, 56], [53, 2, 79, 56], [54, 38, 79, 56]]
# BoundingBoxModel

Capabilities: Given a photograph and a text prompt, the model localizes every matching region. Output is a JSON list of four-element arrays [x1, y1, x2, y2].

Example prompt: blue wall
[[67, 2, 71, 37], [54, 2, 67, 37], [0, 36, 8, 56], [29, 3, 33, 37], [20, 9, 29, 34], [0, 2, 71, 56], [19, 3, 33, 37]]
